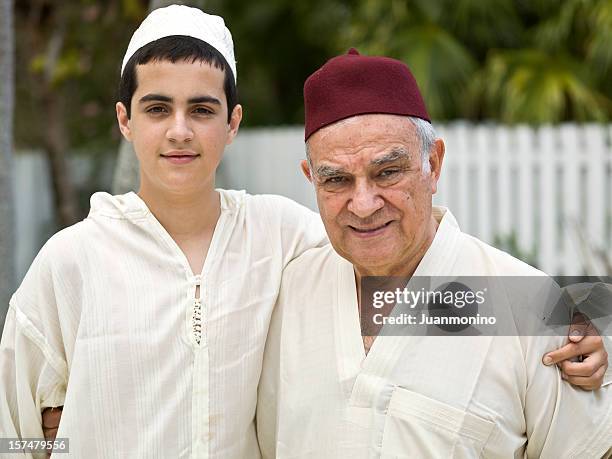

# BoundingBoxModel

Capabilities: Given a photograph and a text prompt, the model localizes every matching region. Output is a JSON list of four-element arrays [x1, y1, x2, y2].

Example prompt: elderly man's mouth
[[348, 221, 393, 237]]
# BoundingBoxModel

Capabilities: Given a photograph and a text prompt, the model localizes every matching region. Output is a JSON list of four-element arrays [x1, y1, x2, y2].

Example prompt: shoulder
[[13, 190, 143, 306], [277, 245, 340, 322], [11, 221, 88, 312], [219, 188, 319, 219], [282, 244, 338, 282], [33, 220, 90, 271], [247, 192, 319, 220], [220, 189, 325, 241], [457, 232, 546, 277]]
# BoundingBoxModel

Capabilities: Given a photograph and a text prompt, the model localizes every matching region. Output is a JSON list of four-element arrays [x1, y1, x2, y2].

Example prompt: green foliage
[[14, 0, 147, 150], [13, 0, 612, 153], [477, 49, 610, 123], [208, 0, 355, 125], [121, 0, 147, 20], [339, 0, 612, 123]]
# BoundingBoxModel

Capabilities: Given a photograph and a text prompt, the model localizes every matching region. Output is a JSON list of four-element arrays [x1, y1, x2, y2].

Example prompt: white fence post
[[538, 125, 556, 275]]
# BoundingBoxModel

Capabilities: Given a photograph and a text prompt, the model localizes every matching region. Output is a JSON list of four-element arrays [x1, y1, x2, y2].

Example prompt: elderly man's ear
[[428, 138, 445, 194], [301, 160, 313, 182]]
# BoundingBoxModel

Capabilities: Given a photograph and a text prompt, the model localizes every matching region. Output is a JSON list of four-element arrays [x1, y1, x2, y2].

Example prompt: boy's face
[[116, 59, 241, 196]]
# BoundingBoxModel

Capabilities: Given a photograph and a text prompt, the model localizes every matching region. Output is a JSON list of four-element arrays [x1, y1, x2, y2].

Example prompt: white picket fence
[[220, 123, 612, 276], [12, 124, 612, 281]]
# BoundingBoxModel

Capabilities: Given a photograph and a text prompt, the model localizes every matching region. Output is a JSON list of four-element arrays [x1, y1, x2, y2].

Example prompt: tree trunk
[[0, 0, 15, 329], [41, 14, 79, 228], [112, 0, 205, 194], [43, 90, 79, 227]]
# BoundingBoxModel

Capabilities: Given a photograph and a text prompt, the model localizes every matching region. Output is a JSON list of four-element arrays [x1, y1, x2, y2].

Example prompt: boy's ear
[[116, 102, 132, 141], [226, 104, 242, 145]]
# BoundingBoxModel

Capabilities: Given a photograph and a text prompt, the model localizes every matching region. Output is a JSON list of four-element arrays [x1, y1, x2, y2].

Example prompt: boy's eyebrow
[[139, 93, 172, 104], [138, 94, 221, 105], [188, 96, 221, 105]]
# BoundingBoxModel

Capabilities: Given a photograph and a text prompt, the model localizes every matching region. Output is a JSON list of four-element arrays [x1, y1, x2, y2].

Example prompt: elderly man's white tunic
[[257, 207, 612, 458], [0, 189, 326, 458]]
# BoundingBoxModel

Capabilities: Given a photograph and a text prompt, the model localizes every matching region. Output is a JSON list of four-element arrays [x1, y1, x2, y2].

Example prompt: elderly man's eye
[[325, 176, 346, 184], [379, 169, 400, 178]]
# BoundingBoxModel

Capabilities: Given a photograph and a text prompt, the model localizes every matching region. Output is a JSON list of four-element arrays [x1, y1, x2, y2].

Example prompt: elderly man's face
[[303, 114, 444, 276]]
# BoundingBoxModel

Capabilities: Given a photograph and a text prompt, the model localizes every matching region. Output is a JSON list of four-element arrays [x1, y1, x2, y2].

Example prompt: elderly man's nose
[[166, 115, 194, 143], [347, 182, 384, 218]]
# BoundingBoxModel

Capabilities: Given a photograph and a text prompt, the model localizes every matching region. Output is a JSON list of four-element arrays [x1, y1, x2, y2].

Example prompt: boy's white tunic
[[0, 189, 326, 458], [257, 207, 612, 458]]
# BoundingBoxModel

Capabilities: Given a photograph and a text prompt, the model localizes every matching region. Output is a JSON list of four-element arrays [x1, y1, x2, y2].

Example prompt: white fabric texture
[[258, 207, 612, 459], [121, 5, 237, 81], [0, 189, 326, 458]]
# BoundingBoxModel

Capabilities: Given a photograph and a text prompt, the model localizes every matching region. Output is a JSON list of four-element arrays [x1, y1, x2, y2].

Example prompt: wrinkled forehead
[[307, 114, 420, 164]]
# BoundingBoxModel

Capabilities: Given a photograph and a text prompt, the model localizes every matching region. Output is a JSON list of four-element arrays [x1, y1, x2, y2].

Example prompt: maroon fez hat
[[303, 48, 430, 141]]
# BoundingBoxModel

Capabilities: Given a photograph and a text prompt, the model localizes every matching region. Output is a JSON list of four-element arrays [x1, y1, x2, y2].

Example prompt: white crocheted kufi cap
[[121, 4, 236, 82]]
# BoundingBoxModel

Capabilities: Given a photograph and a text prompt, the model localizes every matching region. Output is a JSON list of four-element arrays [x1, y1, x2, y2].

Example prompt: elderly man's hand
[[42, 406, 63, 457], [542, 313, 608, 390]]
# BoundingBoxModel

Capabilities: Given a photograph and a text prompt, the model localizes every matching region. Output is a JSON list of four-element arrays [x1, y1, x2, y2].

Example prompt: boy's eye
[[194, 107, 214, 115], [147, 106, 167, 114]]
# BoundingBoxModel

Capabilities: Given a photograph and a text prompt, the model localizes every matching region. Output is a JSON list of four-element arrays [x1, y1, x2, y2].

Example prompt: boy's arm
[[263, 195, 328, 266], [41, 407, 62, 441]]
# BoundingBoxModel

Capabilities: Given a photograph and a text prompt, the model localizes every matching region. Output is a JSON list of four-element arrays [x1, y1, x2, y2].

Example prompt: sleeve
[[507, 279, 612, 457], [522, 333, 612, 458], [0, 241, 71, 453], [256, 266, 288, 458], [0, 303, 67, 452], [604, 335, 612, 387], [262, 195, 328, 266]]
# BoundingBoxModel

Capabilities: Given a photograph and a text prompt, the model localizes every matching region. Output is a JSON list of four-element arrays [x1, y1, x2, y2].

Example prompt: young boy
[[1, 5, 607, 459], [0, 6, 326, 458]]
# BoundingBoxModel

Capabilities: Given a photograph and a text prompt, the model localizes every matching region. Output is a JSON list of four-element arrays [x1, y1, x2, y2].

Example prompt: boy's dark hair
[[118, 35, 237, 123]]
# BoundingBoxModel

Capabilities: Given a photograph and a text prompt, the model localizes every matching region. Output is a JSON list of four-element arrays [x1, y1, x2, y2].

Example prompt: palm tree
[[0, 0, 15, 329], [339, 0, 612, 123], [473, 0, 612, 123]]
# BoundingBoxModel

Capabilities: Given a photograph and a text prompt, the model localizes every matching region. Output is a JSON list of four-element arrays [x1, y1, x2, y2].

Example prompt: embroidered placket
[[193, 274, 204, 345]]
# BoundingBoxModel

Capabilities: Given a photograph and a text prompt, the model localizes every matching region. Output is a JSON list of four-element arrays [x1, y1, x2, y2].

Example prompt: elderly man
[[257, 49, 612, 458]]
